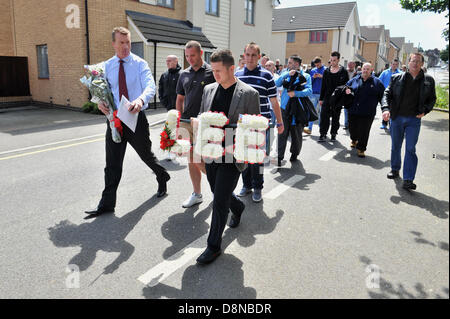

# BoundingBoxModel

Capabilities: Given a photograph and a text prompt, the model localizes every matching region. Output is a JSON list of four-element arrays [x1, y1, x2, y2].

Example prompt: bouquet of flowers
[[160, 110, 191, 155], [234, 114, 269, 164], [80, 63, 123, 143]]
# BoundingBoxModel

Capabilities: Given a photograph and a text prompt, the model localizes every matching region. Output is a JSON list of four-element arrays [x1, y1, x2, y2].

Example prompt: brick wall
[[285, 30, 334, 67], [0, 0, 15, 56], [362, 42, 378, 69], [11, 0, 187, 108]]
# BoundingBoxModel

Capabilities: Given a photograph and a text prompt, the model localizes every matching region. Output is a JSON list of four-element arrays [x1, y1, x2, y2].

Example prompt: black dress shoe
[[318, 135, 326, 143], [403, 180, 417, 190], [196, 248, 221, 265], [387, 170, 400, 179], [84, 207, 115, 215], [330, 135, 337, 142], [157, 173, 170, 198]]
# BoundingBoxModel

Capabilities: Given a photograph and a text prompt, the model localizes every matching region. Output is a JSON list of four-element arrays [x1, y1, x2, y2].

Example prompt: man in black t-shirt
[[176, 41, 215, 209]]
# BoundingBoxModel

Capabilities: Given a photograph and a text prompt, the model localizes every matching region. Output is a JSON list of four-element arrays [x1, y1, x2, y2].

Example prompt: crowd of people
[[86, 26, 437, 265]]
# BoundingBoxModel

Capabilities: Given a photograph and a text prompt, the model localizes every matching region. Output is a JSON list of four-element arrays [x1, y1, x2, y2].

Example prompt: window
[[206, 0, 219, 16], [287, 32, 295, 43], [157, 0, 173, 8], [352, 35, 356, 47], [245, 0, 255, 25], [309, 31, 328, 43], [37, 45, 49, 79], [346, 32, 350, 45], [131, 42, 144, 59], [204, 52, 212, 64]]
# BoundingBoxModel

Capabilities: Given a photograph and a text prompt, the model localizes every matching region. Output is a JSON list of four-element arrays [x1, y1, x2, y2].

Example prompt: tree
[[441, 44, 449, 63], [400, 0, 449, 41]]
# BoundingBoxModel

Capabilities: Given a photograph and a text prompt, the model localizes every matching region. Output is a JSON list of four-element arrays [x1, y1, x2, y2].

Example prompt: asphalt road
[[0, 105, 448, 299]]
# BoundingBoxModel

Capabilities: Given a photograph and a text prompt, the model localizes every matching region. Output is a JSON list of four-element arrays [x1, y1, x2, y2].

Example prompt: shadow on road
[[421, 117, 449, 132], [48, 196, 163, 276], [360, 256, 449, 299], [333, 149, 391, 170], [269, 160, 321, 191], [390, 179, 449, 219], [409, 231, 449, 251]]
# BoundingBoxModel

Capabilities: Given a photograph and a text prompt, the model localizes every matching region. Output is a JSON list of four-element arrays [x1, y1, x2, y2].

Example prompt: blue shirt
[[105, 53, 156, 110], [309, 65, 326, 94], [275, 70, 313, 124], [378, 68, 401, 88], [235, 65, 277, 119]]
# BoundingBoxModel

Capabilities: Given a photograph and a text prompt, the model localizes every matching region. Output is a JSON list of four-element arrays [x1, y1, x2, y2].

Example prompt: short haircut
[[112, 27, 131, 41], [331, 51, 341, 59], [392, 58, 399, 64], [289, 55, 302, 65], [244, 42, 261, 55], [313, 57, 322, 64], [210, 49, 235, 68], [409, 53, 424, 63], [185, 41, 202, 52]]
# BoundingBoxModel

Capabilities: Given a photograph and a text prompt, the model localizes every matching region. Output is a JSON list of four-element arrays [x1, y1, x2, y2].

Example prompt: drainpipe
[[85, 0, 90, 65], [337, 27, 341, 53], [153, 40, 157, 109]]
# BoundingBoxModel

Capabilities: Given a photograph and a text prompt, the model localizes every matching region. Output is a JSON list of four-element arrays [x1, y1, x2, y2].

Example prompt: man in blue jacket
[[378, 58, 401, 129], [345, 63, 385, 158], [275, 55, 312, 166], [304, 57, 326, 135]]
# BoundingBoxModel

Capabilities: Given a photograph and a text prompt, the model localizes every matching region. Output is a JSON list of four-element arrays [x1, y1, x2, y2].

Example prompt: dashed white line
[[319, 148, 345, 161]]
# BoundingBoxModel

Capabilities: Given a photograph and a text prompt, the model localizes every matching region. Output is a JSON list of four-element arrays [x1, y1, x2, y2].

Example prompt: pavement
[[0, 105, 448, 299]]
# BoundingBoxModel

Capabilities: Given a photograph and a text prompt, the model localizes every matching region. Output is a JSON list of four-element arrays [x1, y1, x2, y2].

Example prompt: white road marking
[[319, 148, 345, 161], [263, 175, 305, 200], [138, 235, 208, 287]]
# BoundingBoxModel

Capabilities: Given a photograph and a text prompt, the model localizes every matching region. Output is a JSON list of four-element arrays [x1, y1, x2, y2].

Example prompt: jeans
[[308, 94, 321, 131], [344, 109, 349, 127], [390, 116, 422, 181]]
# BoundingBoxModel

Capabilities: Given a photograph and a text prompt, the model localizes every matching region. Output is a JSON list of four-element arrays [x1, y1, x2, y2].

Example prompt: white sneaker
[[182, 193, 203, 208]]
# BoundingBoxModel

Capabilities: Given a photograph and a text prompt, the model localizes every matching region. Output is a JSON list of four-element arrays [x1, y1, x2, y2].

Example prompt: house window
[[206, 0, 219, 16], [131, 42, 144, 59], [346, 32, 350, 45], [37, 44, 49, 79], [245, 0, 255, 25], [352, 35, 356, 47], [309, 31, 327, 43], [287, 32, 295, 43], [157, 0, 173, 8], [204, 52, 212, 64]]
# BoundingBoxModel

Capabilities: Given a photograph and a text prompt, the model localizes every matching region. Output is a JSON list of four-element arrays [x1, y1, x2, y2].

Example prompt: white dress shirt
[[105, 53, 156, 111]]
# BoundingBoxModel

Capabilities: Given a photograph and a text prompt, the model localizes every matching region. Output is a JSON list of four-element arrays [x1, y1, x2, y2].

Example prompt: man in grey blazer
[[193, 49, 261, 265]]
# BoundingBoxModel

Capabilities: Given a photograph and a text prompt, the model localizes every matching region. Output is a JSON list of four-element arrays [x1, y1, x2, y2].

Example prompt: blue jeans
[[390, 116, 421, 181], [344, 109, 349, 127], [308, 94, 321, 131]]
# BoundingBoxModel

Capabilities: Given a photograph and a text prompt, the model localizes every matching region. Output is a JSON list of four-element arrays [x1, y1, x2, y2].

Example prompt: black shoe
[[277, 158, 283, 167], [318, 135, 326, 143], [85, 207, 115, 216], [403, 180, 417, 190], [387, 170, 400, 179], [196, 248, 221, 265], [157, 173, 170, 198], [289, 155, 298, 162], [330, 135, 337, 142], [229, 202, 245, 228]]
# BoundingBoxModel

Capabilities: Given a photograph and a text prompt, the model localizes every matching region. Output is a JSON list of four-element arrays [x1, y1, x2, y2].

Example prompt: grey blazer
[[199, 79, 261, 172]]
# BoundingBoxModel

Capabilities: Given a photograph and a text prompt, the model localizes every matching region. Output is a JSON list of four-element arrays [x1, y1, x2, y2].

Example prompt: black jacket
[[320, 66, 349, 103], [329, 85, 354, 111], [382, 71, 437, 119], [158, 65, 182, 110], [282, 72, 317, 125]]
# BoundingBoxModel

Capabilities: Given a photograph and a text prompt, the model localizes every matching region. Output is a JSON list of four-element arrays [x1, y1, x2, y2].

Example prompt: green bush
[[82, 102, 103, 115], [435, 85, 449, 110]]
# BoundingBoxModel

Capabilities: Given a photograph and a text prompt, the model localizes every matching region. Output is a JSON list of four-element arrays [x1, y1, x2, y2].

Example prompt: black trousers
[[320, 103, 342, 136], [278, 108, 303, 161], [348, 114, 375, 152], [205, 162, 244, 252], [98, 112, 168, 210]]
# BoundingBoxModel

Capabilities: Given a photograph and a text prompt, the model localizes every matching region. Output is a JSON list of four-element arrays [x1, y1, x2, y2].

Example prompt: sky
[[277, 0, 449, 50]]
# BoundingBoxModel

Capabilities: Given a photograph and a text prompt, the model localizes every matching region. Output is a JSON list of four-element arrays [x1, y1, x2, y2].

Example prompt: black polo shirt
[[176, 62, 215, 120]]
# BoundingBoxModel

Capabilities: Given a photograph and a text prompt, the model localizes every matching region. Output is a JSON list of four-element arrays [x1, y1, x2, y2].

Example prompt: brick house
[[360, 25, 391, 73], [0, 0, 277, 109], [271, 2, 362, 68]]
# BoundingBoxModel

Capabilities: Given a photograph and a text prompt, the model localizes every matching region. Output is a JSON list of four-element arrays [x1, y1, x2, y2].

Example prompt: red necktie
[[119, 60, 129, 100]]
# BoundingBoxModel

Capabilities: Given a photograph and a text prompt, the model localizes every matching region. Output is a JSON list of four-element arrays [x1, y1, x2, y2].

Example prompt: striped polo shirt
[[235, 65, 277, 119]]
